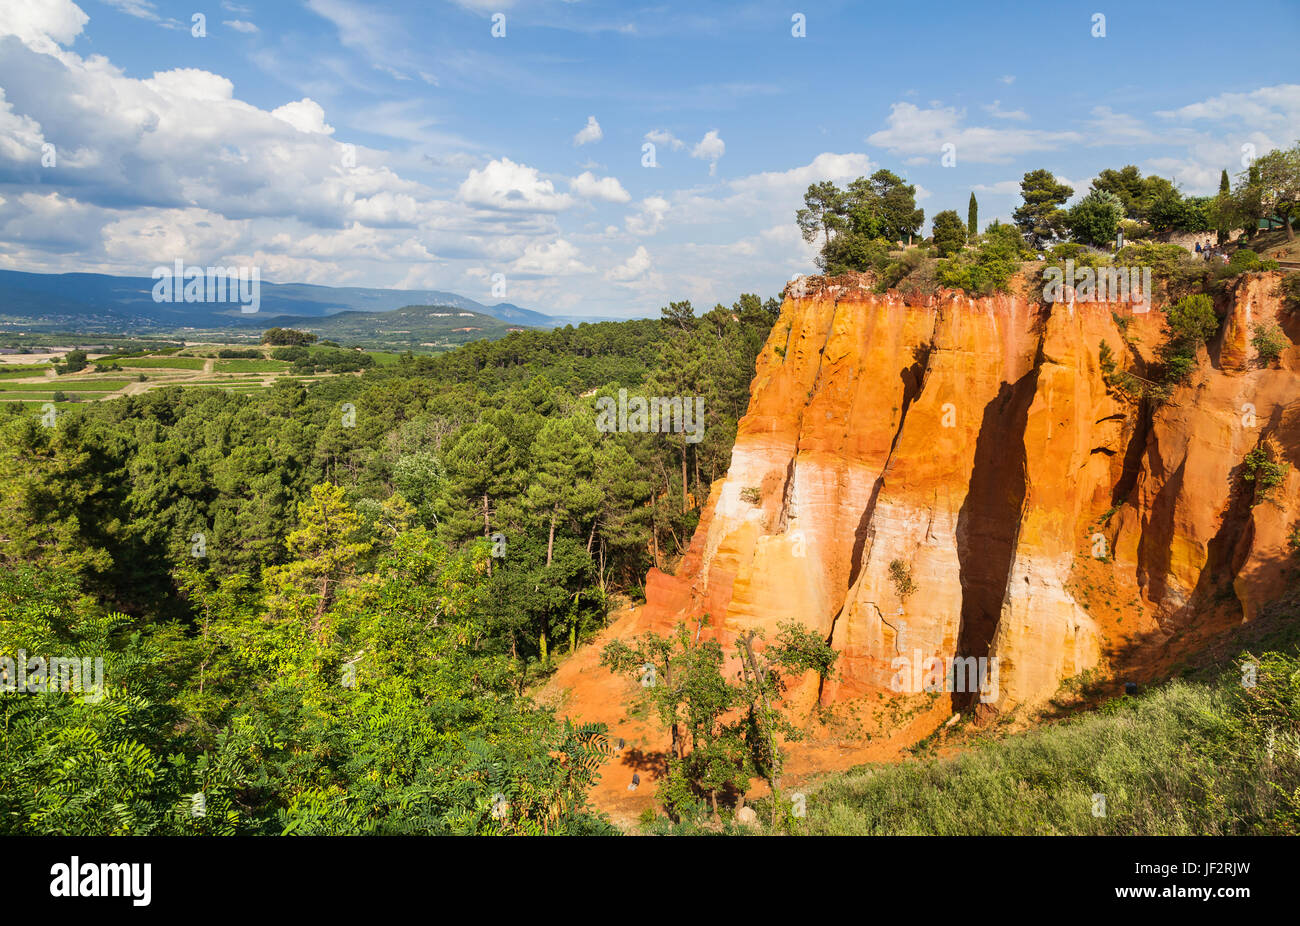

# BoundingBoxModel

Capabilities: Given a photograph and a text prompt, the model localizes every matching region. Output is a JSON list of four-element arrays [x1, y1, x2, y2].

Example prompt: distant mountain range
[[0, 269, 619, 336], [275, 304, 520, 350]]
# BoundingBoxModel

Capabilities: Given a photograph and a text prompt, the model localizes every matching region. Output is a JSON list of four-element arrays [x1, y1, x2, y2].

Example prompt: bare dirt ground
[[535, 607, 954, 830]]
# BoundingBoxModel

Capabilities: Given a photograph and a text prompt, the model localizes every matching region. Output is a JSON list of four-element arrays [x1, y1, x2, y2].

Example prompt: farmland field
[[215, 359, 289, 373], [117, 357, 207, 370], [0, 379, 129, 392]]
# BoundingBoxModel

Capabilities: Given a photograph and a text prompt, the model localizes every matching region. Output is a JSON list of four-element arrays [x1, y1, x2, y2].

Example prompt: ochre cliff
[[546, 271, 1299, 814]]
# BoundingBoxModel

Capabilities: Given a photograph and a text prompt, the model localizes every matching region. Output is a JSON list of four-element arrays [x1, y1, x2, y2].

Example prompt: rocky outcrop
[[575, 271, 1299, 734]]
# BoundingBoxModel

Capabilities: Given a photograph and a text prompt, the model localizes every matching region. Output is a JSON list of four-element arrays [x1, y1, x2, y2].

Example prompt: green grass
[[0, 365, 53, 379], [0, 380, 127, 393], [184, 378, 264, 384], [215, 359, 287, 373], [0, 393, 111, 403], [772, 651, 1300, 836], [365, 351, 402, 366], [167, 382, 267, 392], [55, 380, 129, 391], [117, 357, 206, 370]]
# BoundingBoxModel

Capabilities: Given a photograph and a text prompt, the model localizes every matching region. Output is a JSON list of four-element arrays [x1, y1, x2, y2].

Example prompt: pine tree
[[1013, 169, 1074, 248], [265, 482, 371, 643], [968, 192, 979, 239]]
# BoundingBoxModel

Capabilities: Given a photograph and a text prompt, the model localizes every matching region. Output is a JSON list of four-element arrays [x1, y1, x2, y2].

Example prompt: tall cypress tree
[[1214, 168, 1232, 245], [967, 192, 979, 238]]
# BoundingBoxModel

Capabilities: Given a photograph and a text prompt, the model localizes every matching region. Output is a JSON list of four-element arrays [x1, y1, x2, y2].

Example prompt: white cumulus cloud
[[569, 171, 630, 203], [573, 115, 602, 146], [691, 129, 725, 174], [868, 102, 1080, 164], [606, 245, 651, 282], [510, 238, 591, 276], [458, 157, 575, 212], [626, 196, 669, 235]]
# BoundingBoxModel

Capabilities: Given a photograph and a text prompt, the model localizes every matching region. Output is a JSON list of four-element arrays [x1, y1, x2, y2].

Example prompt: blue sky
[[0, 0, 1297, 317]]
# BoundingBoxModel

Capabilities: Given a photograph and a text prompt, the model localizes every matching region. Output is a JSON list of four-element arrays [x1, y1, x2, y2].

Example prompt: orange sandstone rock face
[[563, 272, 1299, 751]]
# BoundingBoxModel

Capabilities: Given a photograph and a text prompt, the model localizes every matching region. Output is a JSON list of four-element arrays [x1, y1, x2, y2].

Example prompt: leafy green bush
[[261, 327, 318, 346], [270, 346, 310, 362], [1166, 292, 1219, 343], [820, 234, 892, 277], [1047, 242, 1112, 267], [937, 224, 1029, 295], [1243, 444, 1290, 503], [1066, 189, 1125, 247], [1115, 240, 1204, 300], [931, 210, 967, 257], [290, 348, 376, 374], [1252, 323, 1286, 366], [53, 349, 88, 375], [876, 247, 929, 292], [1213, 248, 1280, 283]]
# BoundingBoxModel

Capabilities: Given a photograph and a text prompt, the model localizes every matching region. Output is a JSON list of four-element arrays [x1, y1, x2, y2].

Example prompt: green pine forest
[[0, 296, 779, 835]]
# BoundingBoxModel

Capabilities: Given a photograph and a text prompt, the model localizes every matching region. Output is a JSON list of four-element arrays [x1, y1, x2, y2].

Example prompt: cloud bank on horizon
[[0, 0, 1297, 318]]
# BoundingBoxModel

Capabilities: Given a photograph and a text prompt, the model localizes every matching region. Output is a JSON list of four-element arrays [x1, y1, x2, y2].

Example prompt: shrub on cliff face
[[1165, 293, 1219, 343], [888, 559, 916, 599], [1097, 341, 1150, 400], [1243, 443, 1290, 504], [1252, 322, 1286, 366], [1159, 293, 1219, 385], [937, 224, 1028, 295], [875, 247, 929, 292]]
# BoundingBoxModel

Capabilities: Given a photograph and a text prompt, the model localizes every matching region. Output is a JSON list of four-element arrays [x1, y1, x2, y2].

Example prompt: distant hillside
[[275, 304, 520, 349], [0, 269, 559, 332]]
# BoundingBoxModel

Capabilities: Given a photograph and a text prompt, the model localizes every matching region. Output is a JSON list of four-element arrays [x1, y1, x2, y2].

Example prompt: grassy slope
[[636, 588, 1300, 837], [772, 593, 1300, 836]]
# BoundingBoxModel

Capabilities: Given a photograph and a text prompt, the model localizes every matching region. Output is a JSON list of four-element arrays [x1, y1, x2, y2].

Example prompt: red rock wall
[[629, 272, 1299, 717]]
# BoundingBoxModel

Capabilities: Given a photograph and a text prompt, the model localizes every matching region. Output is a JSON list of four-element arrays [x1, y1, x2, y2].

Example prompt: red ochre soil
[[540, 271, 1300, 824]]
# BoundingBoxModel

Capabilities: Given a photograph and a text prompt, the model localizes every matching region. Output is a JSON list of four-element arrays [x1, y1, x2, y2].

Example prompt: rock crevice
[[604, 273, 1300, 724]]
